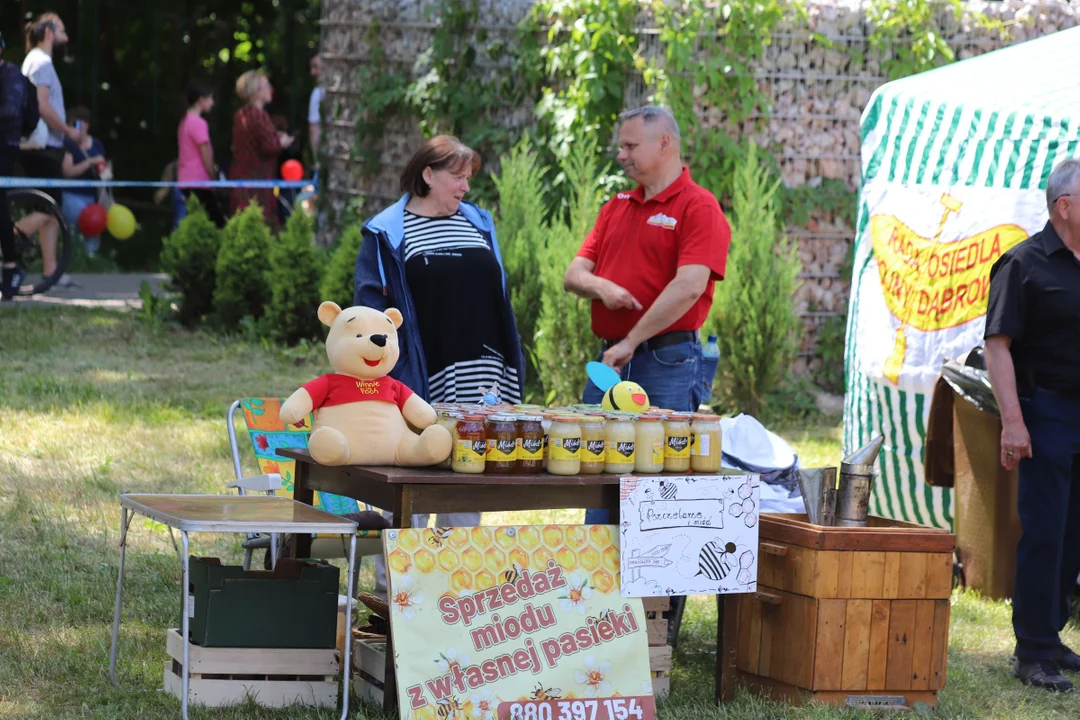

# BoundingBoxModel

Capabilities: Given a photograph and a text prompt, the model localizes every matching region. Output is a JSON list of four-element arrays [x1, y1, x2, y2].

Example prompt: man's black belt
[[601, 330, 698, 357], [1033, 386, 1080, 401]]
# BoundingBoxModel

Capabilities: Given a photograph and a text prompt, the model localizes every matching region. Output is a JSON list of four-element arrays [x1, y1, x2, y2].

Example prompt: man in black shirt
[[985, 157, 1080, 692]]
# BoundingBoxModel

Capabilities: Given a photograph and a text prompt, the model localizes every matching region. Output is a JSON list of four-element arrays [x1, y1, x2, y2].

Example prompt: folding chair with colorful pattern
[[227, 397, 383, 569]]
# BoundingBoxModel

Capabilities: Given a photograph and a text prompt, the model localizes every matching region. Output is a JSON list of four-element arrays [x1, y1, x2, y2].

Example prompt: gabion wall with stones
[[318, 0, 1080, 378]]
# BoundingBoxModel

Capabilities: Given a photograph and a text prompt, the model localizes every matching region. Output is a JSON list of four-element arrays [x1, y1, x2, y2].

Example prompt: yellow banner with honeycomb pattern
[[384, 525, 655, 720]]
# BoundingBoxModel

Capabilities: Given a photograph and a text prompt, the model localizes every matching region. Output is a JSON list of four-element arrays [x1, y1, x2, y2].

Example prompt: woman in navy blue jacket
[[354, 137, 525, 595]]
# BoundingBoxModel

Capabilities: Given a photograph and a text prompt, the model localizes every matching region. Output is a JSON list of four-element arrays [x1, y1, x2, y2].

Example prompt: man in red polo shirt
[[565, 105, 731, 413], [566, 105, 731, 645]]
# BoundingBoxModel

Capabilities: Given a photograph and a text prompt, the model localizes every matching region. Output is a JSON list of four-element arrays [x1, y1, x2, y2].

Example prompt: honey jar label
[[550, 437, 581, 461], [455, 439, 486, 463], [520, 437, 544, 462], [651, 442, 665, 465], [691, 433, 711, 457], [607, 440, 635, 462], [665, 435, 690, 459], [486, 437, 518, 462], [583, 439, 606, 463]]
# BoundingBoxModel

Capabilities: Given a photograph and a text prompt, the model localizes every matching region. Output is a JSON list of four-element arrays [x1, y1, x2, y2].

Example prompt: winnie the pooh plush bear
[[279, 302, 452, 466]]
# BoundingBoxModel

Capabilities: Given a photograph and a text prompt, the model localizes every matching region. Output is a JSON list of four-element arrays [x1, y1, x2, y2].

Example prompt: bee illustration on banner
[[586, 609, 614, 625], [500, 562, 523, 585], [437, 696, 464, 720], [531, 683, 563, 701], [427, 527, 453, 548]]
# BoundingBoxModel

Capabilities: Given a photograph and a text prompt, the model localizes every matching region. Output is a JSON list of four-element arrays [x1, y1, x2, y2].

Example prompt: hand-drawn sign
[[638, 499, 725, 531], [625, 545, 672, 583]]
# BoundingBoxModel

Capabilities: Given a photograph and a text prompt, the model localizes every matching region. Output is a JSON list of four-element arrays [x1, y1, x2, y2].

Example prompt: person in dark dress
[[228, 70, 293, 227], [353, 135, 526, 597]]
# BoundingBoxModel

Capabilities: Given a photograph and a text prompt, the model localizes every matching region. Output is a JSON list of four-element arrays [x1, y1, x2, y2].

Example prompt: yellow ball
[[106, 203, 136, 240], [601, 381, 649, 414]]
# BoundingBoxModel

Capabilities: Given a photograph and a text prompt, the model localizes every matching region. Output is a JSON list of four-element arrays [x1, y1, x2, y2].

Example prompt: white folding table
[[107, 494, 359, 720]]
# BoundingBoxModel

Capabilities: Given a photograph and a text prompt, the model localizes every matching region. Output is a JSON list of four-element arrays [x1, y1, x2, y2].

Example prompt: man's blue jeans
[[583, 339, 703, 525], [1012, 388, 1080, 661]]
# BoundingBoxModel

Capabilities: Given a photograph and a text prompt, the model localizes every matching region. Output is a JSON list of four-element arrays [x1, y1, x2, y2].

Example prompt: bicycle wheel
[[7, 188, 72, 296]]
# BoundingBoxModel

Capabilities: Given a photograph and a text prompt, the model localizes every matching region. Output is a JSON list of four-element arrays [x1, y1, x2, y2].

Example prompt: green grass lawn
[[1, 306, 1078, 719]]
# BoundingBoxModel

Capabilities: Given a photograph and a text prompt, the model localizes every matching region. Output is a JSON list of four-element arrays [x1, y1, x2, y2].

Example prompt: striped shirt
[[429, 355, 521, 405], [403, 210, 522, 404], [403, 211, 490, 262]]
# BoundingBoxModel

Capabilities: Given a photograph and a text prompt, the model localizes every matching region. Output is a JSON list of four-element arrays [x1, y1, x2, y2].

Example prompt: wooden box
[[736, 514, 955, 710], [163, 629, 339, 708]]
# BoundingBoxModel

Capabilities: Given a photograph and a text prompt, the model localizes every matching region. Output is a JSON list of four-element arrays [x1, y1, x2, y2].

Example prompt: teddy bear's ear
[[385, 308, 404, 329], [317, 301, 342, 327]]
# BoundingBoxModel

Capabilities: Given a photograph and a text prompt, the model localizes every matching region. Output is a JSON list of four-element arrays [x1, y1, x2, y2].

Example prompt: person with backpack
[[19, 13, 80, 288], [0, 30, 40, 300]]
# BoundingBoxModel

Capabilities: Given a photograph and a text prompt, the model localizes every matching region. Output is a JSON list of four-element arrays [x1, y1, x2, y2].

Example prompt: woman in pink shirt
[[177, 80, 226, 227]]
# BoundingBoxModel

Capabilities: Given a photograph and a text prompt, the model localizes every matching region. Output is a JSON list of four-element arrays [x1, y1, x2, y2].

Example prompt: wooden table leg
[[602, 483, 621, 524], [383, 485, 415, 715], [715, 594, 738, 703], [291, 457, 315, 559]]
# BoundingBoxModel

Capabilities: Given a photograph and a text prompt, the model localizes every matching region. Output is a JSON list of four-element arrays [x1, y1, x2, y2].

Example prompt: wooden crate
[[736, 514, 955, 710], [643, 596, 672, 698], [163, 629, 339, 708], [352, 638, 388, 707], [353, 599, 674, 704]]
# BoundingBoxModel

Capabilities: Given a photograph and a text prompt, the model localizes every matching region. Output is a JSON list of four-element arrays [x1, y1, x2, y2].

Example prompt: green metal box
[[187, 557, 339, 648]]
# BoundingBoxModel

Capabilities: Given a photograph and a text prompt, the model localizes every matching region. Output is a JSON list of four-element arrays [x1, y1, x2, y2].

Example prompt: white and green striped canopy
[[845, 27, 1080, 530]]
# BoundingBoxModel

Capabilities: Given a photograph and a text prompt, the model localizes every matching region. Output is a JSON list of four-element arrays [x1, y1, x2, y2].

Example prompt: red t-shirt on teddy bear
[[303, 373, 414, 411]]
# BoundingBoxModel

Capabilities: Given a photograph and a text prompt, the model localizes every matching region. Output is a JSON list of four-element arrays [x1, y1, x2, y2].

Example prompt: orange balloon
[[281, 159, 304, 181]]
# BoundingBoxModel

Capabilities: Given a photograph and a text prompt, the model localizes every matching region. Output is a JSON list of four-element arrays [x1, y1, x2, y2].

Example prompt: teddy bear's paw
[[419, 424, 453, 463], [397, 424, 453, 466], [308, 426, 352, 466]]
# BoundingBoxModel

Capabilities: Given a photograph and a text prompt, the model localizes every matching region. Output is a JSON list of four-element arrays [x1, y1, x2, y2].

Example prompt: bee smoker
[[797, 467, 838, 526], [836, 435, 885, 528]]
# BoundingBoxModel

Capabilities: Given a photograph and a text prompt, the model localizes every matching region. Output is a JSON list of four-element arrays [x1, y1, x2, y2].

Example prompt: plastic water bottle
[[699, 335, 720, 406]]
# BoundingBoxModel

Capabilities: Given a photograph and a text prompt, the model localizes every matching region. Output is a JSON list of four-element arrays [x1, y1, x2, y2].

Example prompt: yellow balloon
[[106, 204, 136, 240]]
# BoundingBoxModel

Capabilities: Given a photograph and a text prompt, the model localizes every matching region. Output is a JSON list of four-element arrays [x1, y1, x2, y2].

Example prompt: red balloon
[[78, 203, 108, 236], [281, 159, 304, 181]]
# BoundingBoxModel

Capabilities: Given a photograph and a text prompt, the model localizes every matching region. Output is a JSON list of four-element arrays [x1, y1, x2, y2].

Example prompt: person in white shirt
[[307, 54, 325, 155], [20, 13, 80, 286]]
